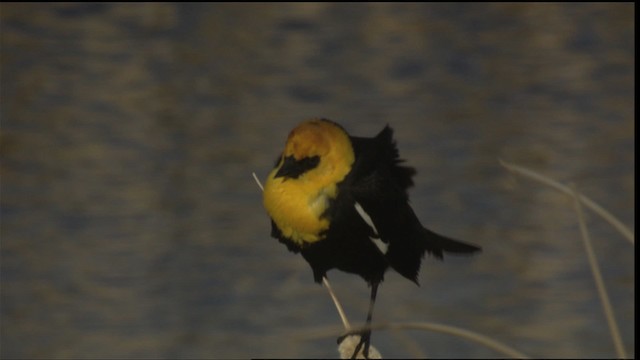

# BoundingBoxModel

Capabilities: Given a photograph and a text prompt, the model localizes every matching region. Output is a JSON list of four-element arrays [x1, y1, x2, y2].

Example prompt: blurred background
[[0, 3, 634, 358]]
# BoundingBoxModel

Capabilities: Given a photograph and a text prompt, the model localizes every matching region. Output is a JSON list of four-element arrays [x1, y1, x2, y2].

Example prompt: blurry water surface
[[1, 3, 634, 358]]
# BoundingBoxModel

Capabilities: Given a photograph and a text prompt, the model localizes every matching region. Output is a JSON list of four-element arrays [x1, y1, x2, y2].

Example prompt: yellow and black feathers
[[263, 118, 480, 285]]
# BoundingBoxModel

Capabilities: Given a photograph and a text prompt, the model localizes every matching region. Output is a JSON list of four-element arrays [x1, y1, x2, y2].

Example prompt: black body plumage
[[267, 119, 480, 286]]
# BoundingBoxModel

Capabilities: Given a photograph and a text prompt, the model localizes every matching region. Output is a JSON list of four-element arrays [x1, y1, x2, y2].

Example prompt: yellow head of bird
[[263, 119, 356, 246]]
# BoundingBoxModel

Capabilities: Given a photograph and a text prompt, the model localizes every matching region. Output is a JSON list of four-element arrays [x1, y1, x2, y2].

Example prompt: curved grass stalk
[[499, 160, 634, 244]]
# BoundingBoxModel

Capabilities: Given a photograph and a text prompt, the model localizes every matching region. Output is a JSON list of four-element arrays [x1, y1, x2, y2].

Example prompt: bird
[[262, 118, 481, 358]]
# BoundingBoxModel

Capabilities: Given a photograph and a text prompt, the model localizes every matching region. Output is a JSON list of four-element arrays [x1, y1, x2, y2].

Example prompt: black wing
[[347, 125, 480, 283]]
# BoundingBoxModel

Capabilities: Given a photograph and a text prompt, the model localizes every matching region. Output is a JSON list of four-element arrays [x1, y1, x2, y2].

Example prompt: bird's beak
[[275, 155, 320, 179], [275, 156, 298, 178]]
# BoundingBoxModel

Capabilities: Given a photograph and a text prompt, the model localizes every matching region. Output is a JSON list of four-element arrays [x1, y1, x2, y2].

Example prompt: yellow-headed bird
[[263, 118, 481, 358]]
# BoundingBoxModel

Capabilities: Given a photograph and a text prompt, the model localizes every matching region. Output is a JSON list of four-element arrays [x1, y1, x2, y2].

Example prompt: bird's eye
[[275, 155, 320, 179]]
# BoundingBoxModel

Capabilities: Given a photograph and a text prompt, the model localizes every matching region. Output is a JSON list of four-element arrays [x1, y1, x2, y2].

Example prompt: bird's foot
[[337, 331, 376, 359]]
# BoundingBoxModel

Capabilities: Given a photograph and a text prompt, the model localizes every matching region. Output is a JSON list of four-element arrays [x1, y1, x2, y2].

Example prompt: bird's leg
[[350, 282, 379, 359]]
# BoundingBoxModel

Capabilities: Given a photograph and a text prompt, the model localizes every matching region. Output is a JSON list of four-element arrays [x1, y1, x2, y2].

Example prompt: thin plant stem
[[570, 185, 627, 358], [323, 276, 352, 330], [252, 172, 264, 191], [500, 160, 634, 244]]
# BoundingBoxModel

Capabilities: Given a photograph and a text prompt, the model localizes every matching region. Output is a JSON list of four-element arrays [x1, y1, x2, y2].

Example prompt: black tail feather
[[422, 227, 482, 256], [386, 225, 481, 284]]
